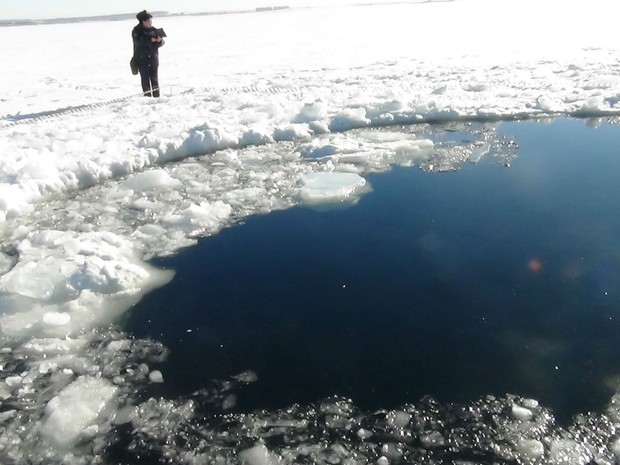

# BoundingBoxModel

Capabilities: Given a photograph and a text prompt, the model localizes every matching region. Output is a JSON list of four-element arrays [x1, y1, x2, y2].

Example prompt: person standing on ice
[[132, 10, 165, 97]]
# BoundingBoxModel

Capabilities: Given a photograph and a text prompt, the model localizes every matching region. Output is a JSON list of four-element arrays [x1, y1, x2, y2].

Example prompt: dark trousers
[[138, 56, 160, 97]]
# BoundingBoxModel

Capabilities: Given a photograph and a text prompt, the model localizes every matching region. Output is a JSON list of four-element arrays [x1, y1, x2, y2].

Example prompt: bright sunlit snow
[[1, 0, 620, 463]]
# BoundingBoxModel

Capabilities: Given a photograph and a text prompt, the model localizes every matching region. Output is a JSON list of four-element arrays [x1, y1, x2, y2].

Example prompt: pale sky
[[0, 0, 355, 20]]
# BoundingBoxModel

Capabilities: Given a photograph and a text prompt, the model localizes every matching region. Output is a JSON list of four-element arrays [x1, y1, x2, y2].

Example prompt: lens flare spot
[[528, 258, 543, 273]]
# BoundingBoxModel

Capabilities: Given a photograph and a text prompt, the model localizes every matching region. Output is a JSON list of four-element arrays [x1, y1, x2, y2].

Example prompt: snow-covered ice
[[1, 0, 620, 463]]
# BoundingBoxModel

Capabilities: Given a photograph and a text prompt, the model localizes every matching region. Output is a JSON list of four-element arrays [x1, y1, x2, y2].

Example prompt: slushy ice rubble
[[124, 391, 620, 465], [1, 123, 619, 464], [4, 332, 620, 465]]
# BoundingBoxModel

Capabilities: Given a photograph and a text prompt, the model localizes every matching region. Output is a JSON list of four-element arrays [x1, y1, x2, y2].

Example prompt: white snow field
[[2, 0, 620, 463]]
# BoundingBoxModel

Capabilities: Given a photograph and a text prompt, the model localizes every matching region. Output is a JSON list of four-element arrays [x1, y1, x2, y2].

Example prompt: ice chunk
[[42, 312, 71, 326], [123, 169, 181, 192], [0, 258, 64, 300], [0, 384, 10, 401], [232, 370, 258, 384], [612, 438, 620, 460], [130, 198, 162, 211], [240, 129, 273, 146], [293, 101, 327, 123], [222, 394, 237, 410], [173, 124, 239, 159], [536, 95, 562, 112], [0, 409, 16, 423], [5, 376, 23, 388], [299, 172, 369, 205], [163, 201, 232, 232], [420, 431, 445, 448], [0, 251, 14, 274], [511, 404, 534, 421], [329, 108, 370, 132], [381, 443, 403, 460], [467, 143, 491, 164], [19, 158, 60, 181], [239, 444, 282, 465], [387, 410, 411, 429], [21, 337, 88, 356], [68, 256, 150, 294], [273, 124, 312, 141], [40, 376, 117, 447], [149, 370, 164, 383], [578, 96, 605, 114], [548, 438, 591, 465], [516, 438, 545, 461]]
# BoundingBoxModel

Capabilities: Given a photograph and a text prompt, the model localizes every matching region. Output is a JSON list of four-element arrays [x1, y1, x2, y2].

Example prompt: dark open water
[[125, 118, 620, 423]]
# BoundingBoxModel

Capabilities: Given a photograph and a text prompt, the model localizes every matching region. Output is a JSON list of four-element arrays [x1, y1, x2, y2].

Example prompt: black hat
[[136, 10, 152, 21]]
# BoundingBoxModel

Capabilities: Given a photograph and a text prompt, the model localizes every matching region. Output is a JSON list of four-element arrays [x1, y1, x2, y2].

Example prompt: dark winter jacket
[[132, 24, 164, 63]]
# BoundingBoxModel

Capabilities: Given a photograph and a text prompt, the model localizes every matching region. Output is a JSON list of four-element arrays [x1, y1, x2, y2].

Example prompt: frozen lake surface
[[3, 1, 620, 463]]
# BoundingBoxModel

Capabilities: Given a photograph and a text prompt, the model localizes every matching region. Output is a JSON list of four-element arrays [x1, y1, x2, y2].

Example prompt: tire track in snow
[[0, 84, 310, 128]]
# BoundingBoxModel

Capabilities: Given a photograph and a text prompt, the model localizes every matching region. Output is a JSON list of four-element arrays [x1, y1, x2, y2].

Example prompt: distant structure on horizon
[[255, 6, 291, 12], [0, 11, 169, 27], [0, 6, 293, 27]]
